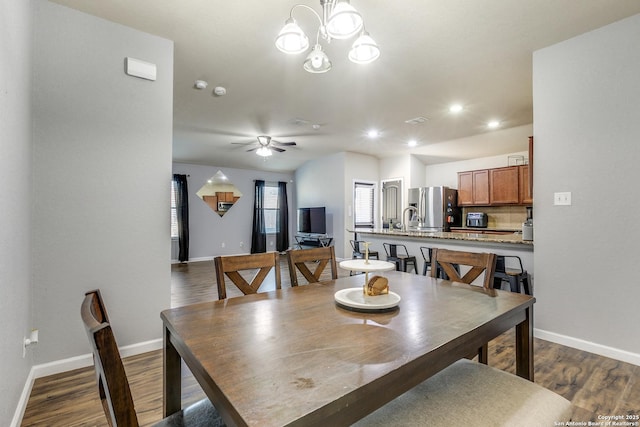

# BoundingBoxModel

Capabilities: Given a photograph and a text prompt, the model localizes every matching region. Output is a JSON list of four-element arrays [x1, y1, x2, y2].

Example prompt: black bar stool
[[493, 255, 531, 295], [349, 240, 379, 276], [420, 246, 455, 279], [350, 240, 379, 260], [383, 243, 417, 274]]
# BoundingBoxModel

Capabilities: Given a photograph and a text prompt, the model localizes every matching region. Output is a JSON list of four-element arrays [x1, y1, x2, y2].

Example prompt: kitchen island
[[348, 229, 533, 288]]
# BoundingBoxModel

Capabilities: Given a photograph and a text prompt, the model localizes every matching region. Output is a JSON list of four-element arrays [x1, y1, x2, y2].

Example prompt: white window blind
[[263, 184, 280, 234], [354, 182, 375, 228], [170, 180, 178, 238]]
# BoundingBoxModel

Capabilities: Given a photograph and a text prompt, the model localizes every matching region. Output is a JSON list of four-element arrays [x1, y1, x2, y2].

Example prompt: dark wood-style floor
[[22, 260, 639, 426]]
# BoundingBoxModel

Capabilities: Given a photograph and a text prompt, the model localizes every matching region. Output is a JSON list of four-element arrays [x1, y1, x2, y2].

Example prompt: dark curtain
[[251, 180, 266, 253], [173, 174, 189, 262], [276, 181, 289, 252]]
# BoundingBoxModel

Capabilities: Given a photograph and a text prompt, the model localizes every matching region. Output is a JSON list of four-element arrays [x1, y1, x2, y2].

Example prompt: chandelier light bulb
[[303, 44, 332, 73], [275, 18, 309, 54], [326, 0, 363, 39], [348, 31, 380, 64]]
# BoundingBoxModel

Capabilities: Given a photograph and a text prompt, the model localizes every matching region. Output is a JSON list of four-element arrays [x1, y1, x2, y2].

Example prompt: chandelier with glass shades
[[275, 0, 380, 73]]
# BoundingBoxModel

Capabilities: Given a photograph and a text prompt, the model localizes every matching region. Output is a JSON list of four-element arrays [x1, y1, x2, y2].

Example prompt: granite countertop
[[350, 229, 533, 245]]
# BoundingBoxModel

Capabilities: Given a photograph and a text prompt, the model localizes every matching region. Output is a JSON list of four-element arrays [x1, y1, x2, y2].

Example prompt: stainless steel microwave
[[218, 202, 233, 212]]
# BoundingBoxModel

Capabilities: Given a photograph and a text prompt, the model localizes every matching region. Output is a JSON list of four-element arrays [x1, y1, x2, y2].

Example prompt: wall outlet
[[221, 242, 226, 248], [554, 191, 572, 206], [239, 241, 244, 248]]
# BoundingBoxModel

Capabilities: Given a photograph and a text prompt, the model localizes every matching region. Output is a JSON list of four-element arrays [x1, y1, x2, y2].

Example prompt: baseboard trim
[[12, 338, 162, 427], [172, 256, 214, 264], [10, 367, 36, 427], [535, 328, 640, 366]]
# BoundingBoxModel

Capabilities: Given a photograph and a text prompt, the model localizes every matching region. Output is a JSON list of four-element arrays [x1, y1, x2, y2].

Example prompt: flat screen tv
[[297, 207, 326, 234]]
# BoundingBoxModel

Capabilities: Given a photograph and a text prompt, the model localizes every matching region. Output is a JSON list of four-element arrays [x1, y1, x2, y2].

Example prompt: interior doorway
[[381, 179, 403, 228]]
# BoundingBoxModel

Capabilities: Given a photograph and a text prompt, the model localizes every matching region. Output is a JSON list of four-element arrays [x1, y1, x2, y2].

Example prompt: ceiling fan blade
[[272, 147, 286, 153], [231, 140, 257, 146], [271, 140, 297, 146], [246, 147, 259, 152]]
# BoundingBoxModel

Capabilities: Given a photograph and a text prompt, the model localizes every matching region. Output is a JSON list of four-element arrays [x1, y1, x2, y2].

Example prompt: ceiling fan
[[232, 135, 297, 157]]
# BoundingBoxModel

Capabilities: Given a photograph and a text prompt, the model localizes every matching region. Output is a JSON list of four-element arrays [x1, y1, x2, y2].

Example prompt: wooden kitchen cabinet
[[203, 195, 218, 211], [490, 167, 519, 204], [458, 170, 489, 205], [216, 191, 235, 202], [519, 165, 532, 204]]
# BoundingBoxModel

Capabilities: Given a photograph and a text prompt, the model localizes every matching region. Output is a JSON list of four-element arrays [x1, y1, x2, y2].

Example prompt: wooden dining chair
[[430, 248, 497, 364], [430, 248, 497, 290], [286, 246, 337, 286], [81, 290, 225, 427], [214, 252, 280, 300]]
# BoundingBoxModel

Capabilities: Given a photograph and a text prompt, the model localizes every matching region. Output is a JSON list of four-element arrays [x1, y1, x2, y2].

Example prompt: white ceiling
[[50, 0, 640, 172]]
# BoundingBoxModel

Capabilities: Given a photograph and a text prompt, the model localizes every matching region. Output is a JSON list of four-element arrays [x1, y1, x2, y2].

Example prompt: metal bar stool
[[350, 240, 379, 260], [493, 255, 531, 295], [383, 243, 418, 274], [349, 240, 380, 276], [419, 246, 433, 276], [421, 246, 456, 279]]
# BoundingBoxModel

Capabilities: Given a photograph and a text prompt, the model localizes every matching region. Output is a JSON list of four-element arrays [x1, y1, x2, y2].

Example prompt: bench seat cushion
[[355, 359, 572, 426]]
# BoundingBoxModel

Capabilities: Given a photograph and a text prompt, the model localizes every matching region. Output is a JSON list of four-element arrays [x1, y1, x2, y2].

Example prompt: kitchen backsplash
[[461, 206, 528, 230]]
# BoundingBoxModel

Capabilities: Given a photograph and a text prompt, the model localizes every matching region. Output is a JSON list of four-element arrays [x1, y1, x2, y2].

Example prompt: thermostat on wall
[[125, 57, 157, 81]]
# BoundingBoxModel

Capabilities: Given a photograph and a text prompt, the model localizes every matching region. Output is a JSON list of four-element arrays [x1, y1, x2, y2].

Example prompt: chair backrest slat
[[287, 247, 337, 286], [214, 252, 281, 300], [430, 248, 497, 290]]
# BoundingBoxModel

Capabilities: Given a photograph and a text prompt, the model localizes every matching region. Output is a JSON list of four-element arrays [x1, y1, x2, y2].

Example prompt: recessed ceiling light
[[408, 139, 417, 147], [449, 104, 463, 113], [487, 120, 501, 129], [367, 129, 380, 138]]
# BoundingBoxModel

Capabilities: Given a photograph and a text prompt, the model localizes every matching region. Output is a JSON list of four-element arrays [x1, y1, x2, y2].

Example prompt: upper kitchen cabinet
[[519, 165, 532, 204], [458, 165, 532, 206], [490, 167, 519, 204], [458, 169, 489, 206]]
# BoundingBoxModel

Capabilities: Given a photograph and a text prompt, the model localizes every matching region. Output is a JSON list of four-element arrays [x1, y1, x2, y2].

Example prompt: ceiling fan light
[[257, 135, 271, 145], [326, 0, 363, 39], [348, 31, 380, 64], [256, 147, 273, 157], [275, 17, 309, 54], [303, 44, 332, 73]]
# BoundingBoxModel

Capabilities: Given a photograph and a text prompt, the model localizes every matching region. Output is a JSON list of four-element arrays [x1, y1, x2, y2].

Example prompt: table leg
[[163, 325, 182, 417], [515, 305, 534, 381]]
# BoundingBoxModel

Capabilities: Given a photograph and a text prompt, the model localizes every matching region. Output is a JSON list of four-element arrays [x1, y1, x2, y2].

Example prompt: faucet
[[401, 206, 418, 232]]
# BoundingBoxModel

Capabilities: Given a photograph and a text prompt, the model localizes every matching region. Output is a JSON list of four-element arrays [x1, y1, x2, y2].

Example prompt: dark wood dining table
[[161, 271, 534, 427]]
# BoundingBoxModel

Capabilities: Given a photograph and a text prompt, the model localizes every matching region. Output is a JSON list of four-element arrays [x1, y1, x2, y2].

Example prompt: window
[[354, 181, 375, 228], [170, 180, 178, 238], [263, 183, 280, 234]]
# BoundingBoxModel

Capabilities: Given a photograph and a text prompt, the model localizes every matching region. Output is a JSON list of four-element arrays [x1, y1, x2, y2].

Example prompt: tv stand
[[294, 234, 333, 249]]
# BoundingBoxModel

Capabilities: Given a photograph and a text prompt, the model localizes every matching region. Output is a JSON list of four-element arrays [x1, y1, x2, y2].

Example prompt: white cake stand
[[339, 259, 396, 291]]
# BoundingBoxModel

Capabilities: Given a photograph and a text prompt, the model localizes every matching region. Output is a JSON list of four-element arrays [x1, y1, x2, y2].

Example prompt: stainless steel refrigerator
[[407, 186, 461, 231]]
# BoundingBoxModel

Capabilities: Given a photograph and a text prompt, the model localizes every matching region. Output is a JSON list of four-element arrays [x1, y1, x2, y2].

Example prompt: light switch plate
[[554, 192, 572, 206]]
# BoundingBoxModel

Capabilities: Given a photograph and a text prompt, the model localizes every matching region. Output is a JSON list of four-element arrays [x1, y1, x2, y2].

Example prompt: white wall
[[31, 1, 174, 363], [409, 155, 426, 189], [425, 150, 529, 188], [533, 13, 640, 361], [172, 163, 294, 259], [344, 152, 380, 258], [295, 153, 347, 257], [0, 0, 34, 421]]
